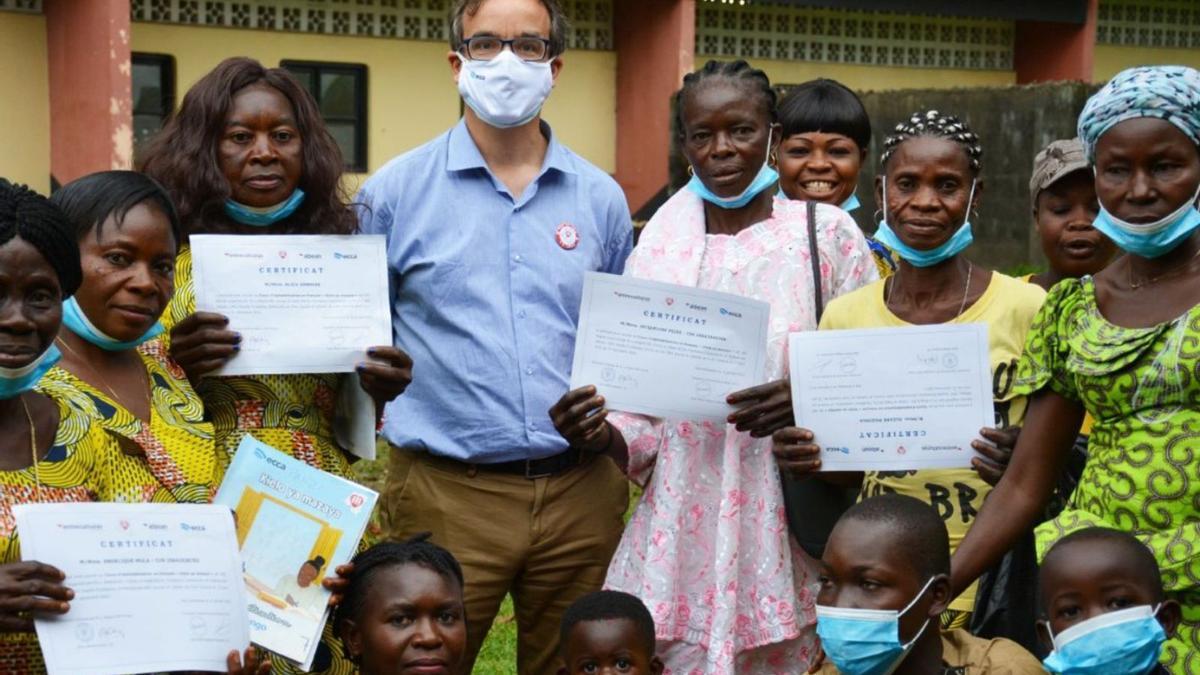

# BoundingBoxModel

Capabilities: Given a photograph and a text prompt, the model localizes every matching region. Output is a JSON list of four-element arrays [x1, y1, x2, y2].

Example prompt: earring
[[873, 209, 884, 223], [687, 165, 694, 176], [769, 151, 778, 167]]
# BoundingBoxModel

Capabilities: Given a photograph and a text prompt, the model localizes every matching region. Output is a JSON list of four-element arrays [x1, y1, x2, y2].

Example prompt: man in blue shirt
[[356, 0, 633, 672]]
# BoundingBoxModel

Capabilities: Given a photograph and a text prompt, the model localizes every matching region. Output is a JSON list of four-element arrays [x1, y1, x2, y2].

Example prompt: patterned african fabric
[[0, 389, 107, 674], [867, 236, 898, 278], [1015, 276, 1200, 674], [36, 338, 216, 504], [163, 245, 359, 675]]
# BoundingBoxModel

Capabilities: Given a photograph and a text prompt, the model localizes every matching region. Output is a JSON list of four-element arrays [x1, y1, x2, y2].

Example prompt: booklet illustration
[[214, 435, 378, 670]]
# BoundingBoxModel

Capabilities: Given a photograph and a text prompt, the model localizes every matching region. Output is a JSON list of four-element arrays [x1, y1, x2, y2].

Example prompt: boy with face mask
[[355, 1, 634, 673], [1039, 527, 1180, 674], [813, 494, 1042, 675]]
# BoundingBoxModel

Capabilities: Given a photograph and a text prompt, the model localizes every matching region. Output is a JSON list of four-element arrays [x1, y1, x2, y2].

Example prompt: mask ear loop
[[881, 175, 889, 225], [962, 180, 978, 228]]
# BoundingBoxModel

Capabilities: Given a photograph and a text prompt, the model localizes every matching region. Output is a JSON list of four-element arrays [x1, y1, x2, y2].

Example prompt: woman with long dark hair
[[140, 57, 410, 675]]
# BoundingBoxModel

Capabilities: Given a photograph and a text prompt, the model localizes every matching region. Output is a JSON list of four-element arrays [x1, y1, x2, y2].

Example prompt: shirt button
[[528, 422, 536, 431], [513, 254, 522, 263], [525, 367, 534, 375], [518, 310, 527, 318]]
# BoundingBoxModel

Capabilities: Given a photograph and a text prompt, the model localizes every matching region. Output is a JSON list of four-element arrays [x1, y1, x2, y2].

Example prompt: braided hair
[[334, 533, 464, 646], [881, 110, 982, 175], [676, 59, 777, 134], [0, 179, 82, 296]]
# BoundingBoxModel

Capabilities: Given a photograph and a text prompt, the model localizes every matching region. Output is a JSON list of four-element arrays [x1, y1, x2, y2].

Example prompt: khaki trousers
[[382, 449, 629, 675]]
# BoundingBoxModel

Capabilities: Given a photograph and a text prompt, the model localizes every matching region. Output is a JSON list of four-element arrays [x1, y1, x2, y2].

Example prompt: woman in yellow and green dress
[[950, 65, 1200, 673], [0, 179, 109, 672], [140, 57, 412, 674], [41, 170, 215, 504]]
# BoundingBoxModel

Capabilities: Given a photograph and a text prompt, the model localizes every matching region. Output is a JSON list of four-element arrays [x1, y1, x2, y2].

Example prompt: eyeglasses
[[460, 36, 552, 62]]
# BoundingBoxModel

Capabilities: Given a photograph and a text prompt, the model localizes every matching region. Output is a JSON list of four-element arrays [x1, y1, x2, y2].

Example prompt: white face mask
[[456, 49, 553, 129]]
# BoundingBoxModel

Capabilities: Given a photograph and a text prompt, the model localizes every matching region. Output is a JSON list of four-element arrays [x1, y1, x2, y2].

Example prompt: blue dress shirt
[[357, 120, 633, 462]]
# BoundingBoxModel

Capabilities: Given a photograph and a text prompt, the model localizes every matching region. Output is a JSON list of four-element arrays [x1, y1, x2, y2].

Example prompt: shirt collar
[[446, 118, 576, 176]]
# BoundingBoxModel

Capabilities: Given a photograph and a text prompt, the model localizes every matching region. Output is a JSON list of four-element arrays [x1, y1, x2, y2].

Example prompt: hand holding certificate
[[189, 234, 392, 376], [788, 324, 994, 471], [14, 503, 249, 675], [569, 272, 770, 422]]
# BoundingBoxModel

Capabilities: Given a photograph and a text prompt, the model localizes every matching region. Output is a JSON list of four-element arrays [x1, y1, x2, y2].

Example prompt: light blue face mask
[[1092, 180, 1200, 259], [224, 188, 306, 227], [815, 577, 936, 675], [774, 189, 860, 213], [687, 130, 779, 210], [61, 296, 164, 352], [0, 344, 61, 399], [872, 177, 976, 267], [1043, 604, 1167, 675]]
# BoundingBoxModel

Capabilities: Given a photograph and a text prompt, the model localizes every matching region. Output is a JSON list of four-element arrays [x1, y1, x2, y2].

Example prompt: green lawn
[[351, 443, 637, 674]]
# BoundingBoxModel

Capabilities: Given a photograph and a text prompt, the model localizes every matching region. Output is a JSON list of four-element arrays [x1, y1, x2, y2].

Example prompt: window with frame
[[131, 53, 175, 163], [282, 61, 368, 172]]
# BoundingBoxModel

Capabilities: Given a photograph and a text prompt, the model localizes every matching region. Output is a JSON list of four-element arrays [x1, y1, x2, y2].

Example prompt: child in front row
[[1039, 527, 1181, 674], [813, 494, 1042, 674], [559, 590, 663, 675]]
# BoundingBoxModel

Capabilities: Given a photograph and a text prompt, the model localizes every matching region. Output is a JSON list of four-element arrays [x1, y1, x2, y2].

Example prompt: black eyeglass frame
[[458, 36, 555, 62]]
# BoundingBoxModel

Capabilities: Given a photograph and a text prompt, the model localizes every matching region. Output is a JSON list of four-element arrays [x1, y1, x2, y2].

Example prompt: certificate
[[570, 272, 771, 421], [788, 324, 994, 471], [190, 234, 392, 376], [14, 503, 248, 675]]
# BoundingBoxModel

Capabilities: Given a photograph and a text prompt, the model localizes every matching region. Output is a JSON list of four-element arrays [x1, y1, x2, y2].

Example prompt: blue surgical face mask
[[872, 176, 976, 267], [1092, 180, 1200, 259], [224, 188, 306, 227], [1043, 604, 1167, 675], [815, 576, 936, 675], [841, 192, 862, 213], [61, 296, 164, 352], [687, 129, 779, 210], [0, 344, 61, 399]]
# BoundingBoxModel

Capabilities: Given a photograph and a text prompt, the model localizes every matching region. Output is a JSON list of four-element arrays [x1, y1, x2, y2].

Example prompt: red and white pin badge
[[555, 222, 579, 250]]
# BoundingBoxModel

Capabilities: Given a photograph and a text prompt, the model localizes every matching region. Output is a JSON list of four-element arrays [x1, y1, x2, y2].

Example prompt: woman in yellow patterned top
[[140, 58, 411, 674], [0, 179, 110, 672], [39, 171, 216, 506]]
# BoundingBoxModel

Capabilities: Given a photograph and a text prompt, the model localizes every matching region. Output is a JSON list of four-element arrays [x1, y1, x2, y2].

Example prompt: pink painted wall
[[45, 0, 132, 187], [613, 0, 695, 216]]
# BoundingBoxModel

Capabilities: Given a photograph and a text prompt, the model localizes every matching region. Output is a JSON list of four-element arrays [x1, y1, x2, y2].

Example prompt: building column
[[613, 0, 695, 217], [1014, 0, 1098, 84], [44, 0, 132, 188]]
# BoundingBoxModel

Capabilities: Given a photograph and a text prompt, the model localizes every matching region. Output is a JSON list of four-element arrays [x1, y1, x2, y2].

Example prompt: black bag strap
[[807, 200, 824, 323]]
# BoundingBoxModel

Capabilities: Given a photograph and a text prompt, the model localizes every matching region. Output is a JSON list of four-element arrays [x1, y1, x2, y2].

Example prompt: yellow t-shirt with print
[[818, 272, 1046, 613]]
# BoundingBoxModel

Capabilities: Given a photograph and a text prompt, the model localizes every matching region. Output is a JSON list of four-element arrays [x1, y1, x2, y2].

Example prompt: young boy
[[1039, 527, 1181, 674], [558, 590, 664, 675], [1027, 137, 1117, 292], [813, 494, 1042, 674]]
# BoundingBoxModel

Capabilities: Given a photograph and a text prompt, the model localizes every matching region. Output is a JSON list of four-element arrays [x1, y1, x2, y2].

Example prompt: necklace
[[887, 261, 974, 320], [1127, 246, 1200, 289], [20, 396, 42, 502], [55, 336, 150, 414]]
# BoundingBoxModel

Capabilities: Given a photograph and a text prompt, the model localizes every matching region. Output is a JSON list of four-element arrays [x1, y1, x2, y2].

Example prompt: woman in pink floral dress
[[550, 60, 877, 674]]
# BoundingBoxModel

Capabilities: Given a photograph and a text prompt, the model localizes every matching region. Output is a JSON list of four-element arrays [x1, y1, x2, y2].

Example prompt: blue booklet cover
[[213, 435, 378, 669]]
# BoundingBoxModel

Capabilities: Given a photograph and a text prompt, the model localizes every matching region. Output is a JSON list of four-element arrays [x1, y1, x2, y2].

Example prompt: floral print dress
[[605, 193, 878, 674]]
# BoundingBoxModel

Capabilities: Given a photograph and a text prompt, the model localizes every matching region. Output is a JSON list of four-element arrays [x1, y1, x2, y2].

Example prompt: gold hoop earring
[[687, 165, 694, 176], [769, 151, 778, 167]]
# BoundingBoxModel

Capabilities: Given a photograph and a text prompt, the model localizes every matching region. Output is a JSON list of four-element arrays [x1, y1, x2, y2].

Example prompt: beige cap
[[1030, 138, 1089, 208]]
